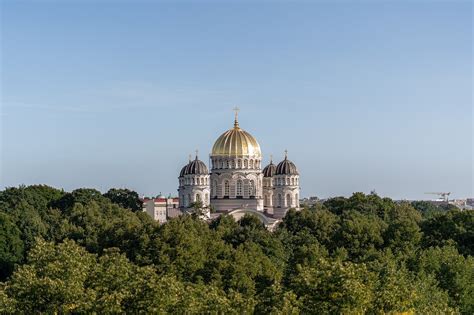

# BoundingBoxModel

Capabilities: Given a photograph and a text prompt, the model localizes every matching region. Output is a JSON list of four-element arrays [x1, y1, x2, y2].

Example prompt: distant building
[[466, 198, 474, 207], [142, 195, 180, 223]]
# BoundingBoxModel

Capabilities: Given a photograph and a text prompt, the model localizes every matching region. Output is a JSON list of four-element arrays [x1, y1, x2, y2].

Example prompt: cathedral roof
[[211, 112, 261, 158], [263, 159, 277, 177], [275, 152, 299, 175], [179, 155, 209, 176], [179, 164, 188, 177]]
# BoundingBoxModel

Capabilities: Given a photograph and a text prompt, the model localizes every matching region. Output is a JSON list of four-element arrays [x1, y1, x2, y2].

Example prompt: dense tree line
[[0, 185, 473, 314]]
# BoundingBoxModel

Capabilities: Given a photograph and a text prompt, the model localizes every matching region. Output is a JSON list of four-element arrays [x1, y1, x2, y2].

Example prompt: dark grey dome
[[263, 162, 276, 177], [185, 157, 208, 175], [276, 156, 299, 175], [179, 164, 189, 177]]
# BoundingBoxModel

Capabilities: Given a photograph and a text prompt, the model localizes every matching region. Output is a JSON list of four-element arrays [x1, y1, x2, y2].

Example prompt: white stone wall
[[178, 173, 210, 209], [209, 155, 264, 212], [143, 199, 168, 223], [263, 176, 274, 214], [272, 174, 300, 219]]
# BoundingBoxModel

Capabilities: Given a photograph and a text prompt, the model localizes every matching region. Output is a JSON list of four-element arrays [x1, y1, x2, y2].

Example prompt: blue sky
[[1, 1, 472, 199]]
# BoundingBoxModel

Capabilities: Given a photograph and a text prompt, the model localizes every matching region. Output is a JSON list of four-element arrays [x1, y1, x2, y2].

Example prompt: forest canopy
[[0, 185, 473, 314]]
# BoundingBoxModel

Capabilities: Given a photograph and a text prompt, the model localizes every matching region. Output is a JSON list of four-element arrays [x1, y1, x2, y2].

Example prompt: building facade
[[178, 111, 301, 223], [142, 196, 180, 223]]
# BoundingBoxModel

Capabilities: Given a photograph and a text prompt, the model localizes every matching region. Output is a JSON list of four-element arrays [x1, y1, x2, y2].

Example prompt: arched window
[[244, 160, 248, 168], [278, 194, 282, 207], [224, 180, 230, 197], [196, 194, 201, 202], [295, 193, 299, 207], [249, 180, 254, 196], [237, 180, 243, 196], [237, 160, 241, 168], [250, 160, 254, 169], [264, 195, 268, 206], [226, 160, 230, 169], [286, 194, 292, 207]]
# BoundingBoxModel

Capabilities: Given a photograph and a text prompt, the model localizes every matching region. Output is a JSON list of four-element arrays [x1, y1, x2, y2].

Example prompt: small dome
[[185, 156, 209, 175], [211, 115, 261, 157], [276, 153, 299, 175], [263, 161, 276, 177], [179, 164, 188, 177]]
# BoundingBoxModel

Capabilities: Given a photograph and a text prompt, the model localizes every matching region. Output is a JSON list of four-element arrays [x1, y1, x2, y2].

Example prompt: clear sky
[[1, 1, 472, 200]]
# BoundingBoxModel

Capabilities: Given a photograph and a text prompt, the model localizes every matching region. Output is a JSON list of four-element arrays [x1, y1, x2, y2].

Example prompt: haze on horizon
[[1, 1, 472, 200]]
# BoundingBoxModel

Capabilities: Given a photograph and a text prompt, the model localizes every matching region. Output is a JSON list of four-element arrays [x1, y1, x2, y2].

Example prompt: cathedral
[[178, 110, 300, 226]]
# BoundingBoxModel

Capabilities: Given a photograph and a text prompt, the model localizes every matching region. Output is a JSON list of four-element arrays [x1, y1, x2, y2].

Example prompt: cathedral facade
[[178, 111, 300, 221]]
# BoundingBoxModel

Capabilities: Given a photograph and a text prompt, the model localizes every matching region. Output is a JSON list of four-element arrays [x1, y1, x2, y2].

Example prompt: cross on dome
[[233, 106, 240, 128]]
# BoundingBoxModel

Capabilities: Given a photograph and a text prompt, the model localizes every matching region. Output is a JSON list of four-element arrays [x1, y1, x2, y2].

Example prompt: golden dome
[[211, 117, 261, 157]]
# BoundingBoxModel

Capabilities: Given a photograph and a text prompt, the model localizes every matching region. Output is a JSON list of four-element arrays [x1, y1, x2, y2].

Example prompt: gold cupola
[[211, 109, 262, 157]]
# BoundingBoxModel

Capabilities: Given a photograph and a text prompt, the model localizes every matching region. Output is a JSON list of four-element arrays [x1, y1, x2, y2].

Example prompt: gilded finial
[[233, 106, 240, 128]]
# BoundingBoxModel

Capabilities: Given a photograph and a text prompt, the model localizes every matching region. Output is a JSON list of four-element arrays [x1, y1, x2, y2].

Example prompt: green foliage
[[336, 210, 388, 259], [421, 210, 474, 256], [291, 258, 376, 314], [103, 188, 142, 211], [0, 213, 24, 280], [0, 187, 472, 313], [414, 245, 474, 314], [0, 185, 64, 215]]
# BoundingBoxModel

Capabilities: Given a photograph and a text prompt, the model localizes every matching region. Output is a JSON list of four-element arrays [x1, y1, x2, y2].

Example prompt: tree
[[1, 238, 96, 313], [103, 188, 142, 212], [335, 210, 387, 259], [421, 210, 474, 256], [0, 213, 24, 280], [55, 188, 107, 210], [0, 185, 64, 216], [291, 258, 376, 314], [9, 201, 48, 250], [415, 245, 474, 314]]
